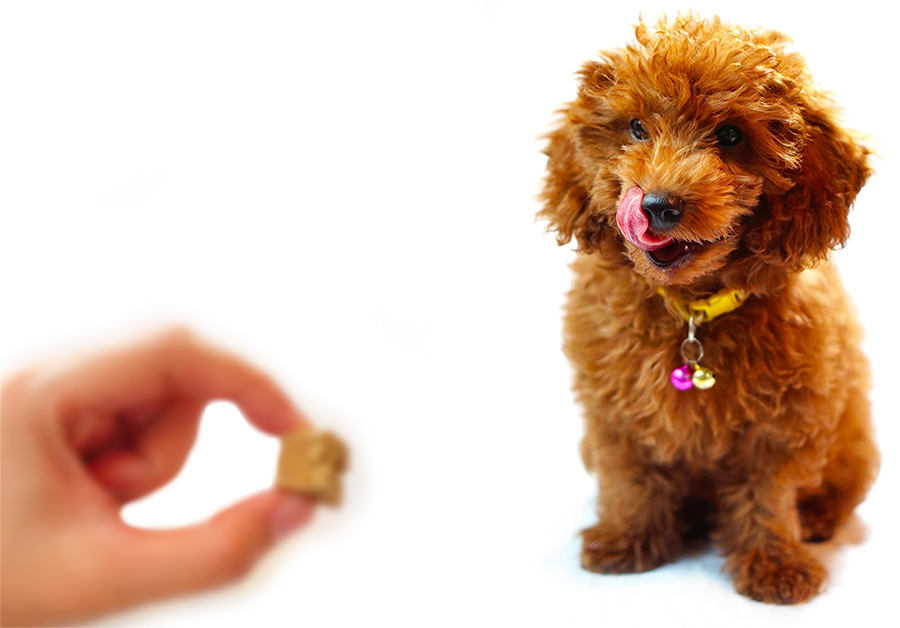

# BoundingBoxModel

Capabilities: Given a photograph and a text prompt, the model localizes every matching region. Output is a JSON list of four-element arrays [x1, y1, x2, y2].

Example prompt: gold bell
[[691, 366, 716, 390]]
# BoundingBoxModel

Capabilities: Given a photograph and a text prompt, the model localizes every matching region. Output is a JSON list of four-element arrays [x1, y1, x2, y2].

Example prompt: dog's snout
[[641, 193, 684, 231]]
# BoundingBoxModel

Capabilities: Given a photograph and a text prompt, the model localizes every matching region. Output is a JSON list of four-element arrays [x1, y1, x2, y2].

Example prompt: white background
[[1, 1, 897, 626]]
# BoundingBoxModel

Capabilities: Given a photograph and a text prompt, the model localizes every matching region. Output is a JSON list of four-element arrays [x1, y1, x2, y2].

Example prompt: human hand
[[1, 329, 317, 626]]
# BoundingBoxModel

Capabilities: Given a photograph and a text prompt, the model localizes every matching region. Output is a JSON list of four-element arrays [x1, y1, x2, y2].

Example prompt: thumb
[[115, 490, 315, 604]]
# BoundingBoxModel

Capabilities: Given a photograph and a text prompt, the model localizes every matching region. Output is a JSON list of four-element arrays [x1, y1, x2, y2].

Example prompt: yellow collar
[[656, 286, 748, 324]]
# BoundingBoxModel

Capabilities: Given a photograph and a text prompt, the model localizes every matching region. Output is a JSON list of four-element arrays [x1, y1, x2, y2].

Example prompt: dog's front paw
[[728, 543, 826, 604], [580, 522, 679, 574]]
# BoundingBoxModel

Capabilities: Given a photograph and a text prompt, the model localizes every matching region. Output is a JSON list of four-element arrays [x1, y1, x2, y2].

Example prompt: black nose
[[641, 192, 683, 231]]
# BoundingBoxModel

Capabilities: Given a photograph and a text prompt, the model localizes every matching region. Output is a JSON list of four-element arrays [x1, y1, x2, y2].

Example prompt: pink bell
[[670, 364, 694, 390]]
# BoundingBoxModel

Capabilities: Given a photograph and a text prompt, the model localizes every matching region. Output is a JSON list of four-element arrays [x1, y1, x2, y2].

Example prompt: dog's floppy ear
[[538, 61, 616, 252], [748, 96, 871, 270]]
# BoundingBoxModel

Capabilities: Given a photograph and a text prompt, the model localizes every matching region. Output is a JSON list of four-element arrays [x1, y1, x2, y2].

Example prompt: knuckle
[[156, 325, 198, 353]]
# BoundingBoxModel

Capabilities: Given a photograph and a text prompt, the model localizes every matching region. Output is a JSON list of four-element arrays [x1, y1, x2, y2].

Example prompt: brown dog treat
[[276, 428, 348, 506]]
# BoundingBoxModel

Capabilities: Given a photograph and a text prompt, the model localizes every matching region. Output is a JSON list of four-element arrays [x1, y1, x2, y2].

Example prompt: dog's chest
[[564, 296, 763, 464], [567, 290, 838, 466], [601, 322, 739, 462]]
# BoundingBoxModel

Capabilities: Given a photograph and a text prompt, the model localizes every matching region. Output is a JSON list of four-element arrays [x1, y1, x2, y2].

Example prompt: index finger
[[43, 328, 308, 437]]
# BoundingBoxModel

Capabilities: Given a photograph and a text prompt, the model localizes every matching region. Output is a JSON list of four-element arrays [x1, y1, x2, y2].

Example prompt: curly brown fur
[[540, 15, 879, 605]]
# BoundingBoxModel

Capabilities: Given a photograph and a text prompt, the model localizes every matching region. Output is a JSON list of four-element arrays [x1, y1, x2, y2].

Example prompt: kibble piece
[[276, 428, 348, 506]]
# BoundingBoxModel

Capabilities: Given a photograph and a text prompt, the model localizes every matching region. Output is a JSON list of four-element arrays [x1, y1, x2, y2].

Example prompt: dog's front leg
[[580, 441, 687, 574], [715, 463, 826, 604]]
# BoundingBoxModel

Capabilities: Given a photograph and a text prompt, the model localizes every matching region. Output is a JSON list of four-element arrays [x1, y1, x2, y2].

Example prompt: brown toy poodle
[[539, 15, 879, 604]]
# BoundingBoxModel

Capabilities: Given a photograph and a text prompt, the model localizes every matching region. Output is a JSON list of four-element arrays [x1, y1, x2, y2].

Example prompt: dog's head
[[540, 15, 871, 288]]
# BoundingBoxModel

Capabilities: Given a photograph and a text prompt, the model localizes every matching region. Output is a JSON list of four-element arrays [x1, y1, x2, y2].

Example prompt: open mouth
[[616, 187, 703, 270], [646, 240, 701, 268]]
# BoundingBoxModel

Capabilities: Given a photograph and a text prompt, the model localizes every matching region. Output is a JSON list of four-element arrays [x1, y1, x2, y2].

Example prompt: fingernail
[[270, 494, 316, 541]]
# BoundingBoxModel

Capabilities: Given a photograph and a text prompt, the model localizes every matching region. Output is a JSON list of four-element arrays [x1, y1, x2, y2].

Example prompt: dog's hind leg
[[798, 387, 879, 542]]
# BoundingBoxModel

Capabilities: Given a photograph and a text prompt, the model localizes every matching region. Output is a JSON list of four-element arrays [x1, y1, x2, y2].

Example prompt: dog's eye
[[715, 124, 744, 148], [629, 119, 649, 141]]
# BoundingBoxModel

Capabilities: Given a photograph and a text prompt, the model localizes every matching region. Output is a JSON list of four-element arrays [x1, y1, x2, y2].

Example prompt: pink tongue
[[616, 187, 674, 251]]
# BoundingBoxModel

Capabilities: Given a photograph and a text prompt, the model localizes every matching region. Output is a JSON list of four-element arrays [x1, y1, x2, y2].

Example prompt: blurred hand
[[1, 329, 316, 626]]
